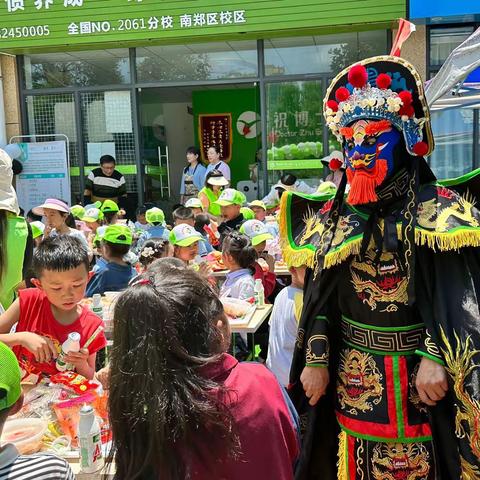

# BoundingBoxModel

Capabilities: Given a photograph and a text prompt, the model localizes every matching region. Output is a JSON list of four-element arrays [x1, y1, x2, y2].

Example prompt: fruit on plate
[[206, 251, 226, 271]]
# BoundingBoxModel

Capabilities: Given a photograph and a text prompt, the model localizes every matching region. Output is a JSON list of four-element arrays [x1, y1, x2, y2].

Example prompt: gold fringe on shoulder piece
[[414, 228, 480, 252], [323, 237, 363, 270], [279, 193, 316, 269], [337, 430, 349, 480]]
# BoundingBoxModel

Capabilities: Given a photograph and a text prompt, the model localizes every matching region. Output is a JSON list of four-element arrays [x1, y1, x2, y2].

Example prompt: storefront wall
[[410, 0, 480, 180], [0, 0, 403, 206]]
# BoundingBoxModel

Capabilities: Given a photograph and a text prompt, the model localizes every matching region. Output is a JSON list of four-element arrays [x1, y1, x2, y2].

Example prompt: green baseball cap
[[103, 224, 132, 245], [0, 342, 21, 411], [81, 207, 103, 223], [214, 189, 246, 207], [240, 207, 255, 220], [70, 205, 86, 219], [239, 220, 274, 246], [169, 224, 204, 247], [145, 207, 165, 225], [30, 221, 45, 240], [101, 199, 119, 213]]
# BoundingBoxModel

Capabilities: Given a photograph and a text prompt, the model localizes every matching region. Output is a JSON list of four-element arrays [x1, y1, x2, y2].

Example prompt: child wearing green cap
[[86, 224, 136, 296], [0, 342, 75, 478], [135, 207, 170, 253], [215, 188, 247, 245]]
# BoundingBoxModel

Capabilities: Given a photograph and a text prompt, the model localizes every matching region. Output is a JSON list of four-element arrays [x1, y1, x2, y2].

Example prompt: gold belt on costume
[[341, 316, 424, 355]]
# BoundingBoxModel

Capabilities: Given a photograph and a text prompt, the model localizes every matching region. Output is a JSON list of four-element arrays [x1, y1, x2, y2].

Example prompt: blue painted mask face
[[342, 119, 402, 204]]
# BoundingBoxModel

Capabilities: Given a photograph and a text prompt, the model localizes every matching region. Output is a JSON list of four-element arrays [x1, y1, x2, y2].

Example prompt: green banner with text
[[0, 0, 404, 52]]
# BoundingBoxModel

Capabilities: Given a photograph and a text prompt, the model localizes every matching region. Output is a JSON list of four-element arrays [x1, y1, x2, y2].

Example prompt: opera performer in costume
[[281, 56, 480, 480]]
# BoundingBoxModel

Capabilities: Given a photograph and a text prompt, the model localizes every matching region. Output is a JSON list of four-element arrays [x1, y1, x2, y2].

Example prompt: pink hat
[[33, 198, 70, 216]]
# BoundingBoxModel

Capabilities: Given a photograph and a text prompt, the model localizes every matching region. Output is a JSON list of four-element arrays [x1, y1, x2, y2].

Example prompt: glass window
[[266, 80, 324, 188], [136, 41, 257, 83], [264, 30, 388, 76], [429, 108, 474, 179], [23, 49, 131, 89], [80, 91, 137, 193], [429, 26, 474, 70], [25, 93, 80, 200]]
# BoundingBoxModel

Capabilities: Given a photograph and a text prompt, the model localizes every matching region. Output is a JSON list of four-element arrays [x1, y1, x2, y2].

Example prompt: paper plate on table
[[221, 298, 256, 326]]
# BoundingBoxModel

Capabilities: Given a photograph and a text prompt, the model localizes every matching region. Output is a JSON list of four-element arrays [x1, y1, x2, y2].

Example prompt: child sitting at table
[[266, 264, 307, 387], [184, 197, 204, 216], [0, 342, 76, 478], [220, 232, 256, 301], [138, 239, 172, 271], [239, 219, 277, 301], [86, 224, 136, 296], [106, 267, 299, 480], [135, 207, 170, 253], [0, 236, 106, 381], [170, 224, 205, 265]]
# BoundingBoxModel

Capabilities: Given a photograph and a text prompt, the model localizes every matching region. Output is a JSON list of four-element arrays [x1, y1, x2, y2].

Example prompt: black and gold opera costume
[[282, 56, 480, 480]]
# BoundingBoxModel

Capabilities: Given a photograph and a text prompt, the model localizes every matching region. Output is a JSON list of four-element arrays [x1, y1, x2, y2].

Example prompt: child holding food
[[0, 236, 106, 381], [0, 342, 75, 478], [220, 232, 256, 301], [86, 224, 136, 296]]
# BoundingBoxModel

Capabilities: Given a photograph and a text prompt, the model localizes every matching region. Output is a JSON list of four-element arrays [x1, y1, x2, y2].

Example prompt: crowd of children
[[0, 156, 312, 479]]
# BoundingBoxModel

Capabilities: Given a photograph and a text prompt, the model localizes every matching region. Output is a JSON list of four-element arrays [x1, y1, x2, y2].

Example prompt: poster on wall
[[15, 141, 70, 214], [199, 113, 232, 163]]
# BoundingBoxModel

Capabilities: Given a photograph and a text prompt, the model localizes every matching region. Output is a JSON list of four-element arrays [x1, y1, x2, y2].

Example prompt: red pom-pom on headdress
[[326, 100, 339, 112], [348, 65, 368, 88], [398, 90, 413, 105], [376, 73, 392, 89], [329, 158, 343, 171], [335, 87, 350, 102], [399, 105, 415, 118], [412, 141, 428, 156]]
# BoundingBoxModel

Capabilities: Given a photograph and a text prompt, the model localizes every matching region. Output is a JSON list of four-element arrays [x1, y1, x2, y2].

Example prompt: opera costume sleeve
[[416, 246, 480, 478]]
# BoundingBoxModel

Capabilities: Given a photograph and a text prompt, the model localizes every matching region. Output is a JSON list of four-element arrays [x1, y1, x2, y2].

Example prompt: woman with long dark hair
[[108, 266, 299, 480], [0, 150, 32, 309]]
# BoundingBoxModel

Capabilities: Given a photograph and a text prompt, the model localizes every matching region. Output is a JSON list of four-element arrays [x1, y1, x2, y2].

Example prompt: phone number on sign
[[0, 25, 50, 39]]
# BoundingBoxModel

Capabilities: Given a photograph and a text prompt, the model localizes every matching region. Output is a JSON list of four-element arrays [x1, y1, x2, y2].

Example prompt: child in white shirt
[[266, 265, 307, 387], [220, 232, 257, 301]]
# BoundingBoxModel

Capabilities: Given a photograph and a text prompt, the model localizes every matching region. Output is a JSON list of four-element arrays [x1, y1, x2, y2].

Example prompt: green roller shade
[[0, 0, 405, 53]]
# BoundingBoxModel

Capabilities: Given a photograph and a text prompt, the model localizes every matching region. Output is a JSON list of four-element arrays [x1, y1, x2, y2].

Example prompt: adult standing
[[180, 147, 207, 204], [84, 155, 127, 205], [204, 146, 231, 184], [0, 150, 32, 310]]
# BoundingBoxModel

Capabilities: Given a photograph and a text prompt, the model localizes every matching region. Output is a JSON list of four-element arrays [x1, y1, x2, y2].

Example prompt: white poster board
[[87, 142, 116, 165], [104, 91, 133, 133], [16, 141, 70, 214]]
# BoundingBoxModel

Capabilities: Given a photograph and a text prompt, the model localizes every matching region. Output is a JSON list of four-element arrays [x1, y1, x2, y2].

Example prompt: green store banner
[[0, 0, 405, 52]]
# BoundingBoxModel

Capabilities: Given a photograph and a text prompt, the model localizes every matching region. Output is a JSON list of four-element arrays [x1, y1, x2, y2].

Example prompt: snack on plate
[[221, 297, 253, 319], [206, 251, 227, 271], [49, 371, 99, 395]]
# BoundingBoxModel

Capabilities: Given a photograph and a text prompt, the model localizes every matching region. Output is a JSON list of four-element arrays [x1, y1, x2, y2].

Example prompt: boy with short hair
[[0, 342, 75, 479], [134, 205, 150, 232], [0, 236, 106, 382], [266, 265, 307, 387], [172, 206, 195, 227], [215, 189, 246, 243], [86, 224, 136, 296]]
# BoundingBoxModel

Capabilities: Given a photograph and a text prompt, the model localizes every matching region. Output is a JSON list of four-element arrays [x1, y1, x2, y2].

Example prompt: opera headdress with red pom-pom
[[323, 56, 434, 157]]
